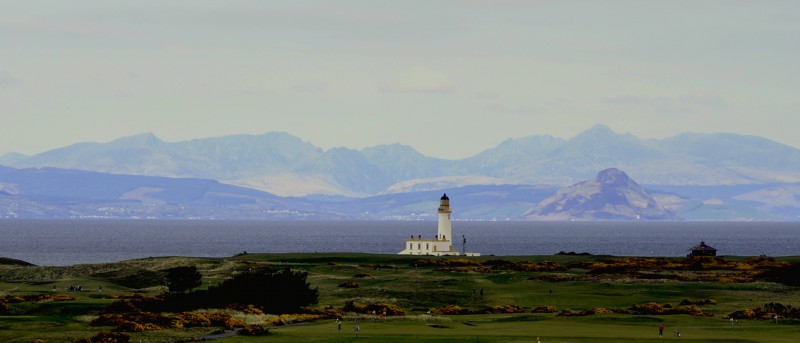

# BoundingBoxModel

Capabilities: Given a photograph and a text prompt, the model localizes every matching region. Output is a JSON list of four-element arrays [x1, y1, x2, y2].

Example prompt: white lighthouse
[[436, 193, 452, 243], [398, 194, 480, 256]]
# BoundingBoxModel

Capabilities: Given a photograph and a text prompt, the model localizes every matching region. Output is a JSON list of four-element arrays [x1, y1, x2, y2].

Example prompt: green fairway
[[2, 253, 799, 342]]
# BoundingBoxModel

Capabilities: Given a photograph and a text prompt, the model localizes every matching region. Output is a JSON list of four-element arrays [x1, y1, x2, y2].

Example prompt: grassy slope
[[1, 253, 799, 342]]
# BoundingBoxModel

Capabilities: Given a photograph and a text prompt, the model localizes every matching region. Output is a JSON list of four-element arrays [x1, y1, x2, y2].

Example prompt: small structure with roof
[[687, 241, 717, 257]]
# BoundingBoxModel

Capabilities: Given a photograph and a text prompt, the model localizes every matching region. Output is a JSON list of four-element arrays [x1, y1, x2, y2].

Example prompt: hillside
[[3, 125, 800, 197], [1, 165, 799, 220], [523, 168, 675, 221], [0, 166, 557, 220], [0, 166, 321, 219]]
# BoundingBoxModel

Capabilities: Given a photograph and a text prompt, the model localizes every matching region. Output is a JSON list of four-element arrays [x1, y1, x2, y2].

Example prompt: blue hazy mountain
[[1, 164, 794, 220], [2, 125, 800, 220], [0, 165, 556, 220], [531, 125, 670, 183], [5, 125, 800, 197], [656, 132, 800, 176], [523, 168, 675, 221], [5, 132, 323, 180], [361, 143, 458, 183], [0, 165, 323, 219]]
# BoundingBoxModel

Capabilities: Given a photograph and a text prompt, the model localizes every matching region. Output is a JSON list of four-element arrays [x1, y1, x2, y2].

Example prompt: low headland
[[2, 252, 799, 342]]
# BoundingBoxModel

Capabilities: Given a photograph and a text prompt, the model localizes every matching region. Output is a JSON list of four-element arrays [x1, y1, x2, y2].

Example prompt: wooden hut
[[687, 241, 717, 257]]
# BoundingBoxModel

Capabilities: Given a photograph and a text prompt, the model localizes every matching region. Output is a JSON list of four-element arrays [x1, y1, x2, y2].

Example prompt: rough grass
[[2, 253, 800, 342]]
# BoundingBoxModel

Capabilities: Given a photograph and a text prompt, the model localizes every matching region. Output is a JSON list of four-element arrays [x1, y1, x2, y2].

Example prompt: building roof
[[441, 193, 449, 200], [688, 241, 717, 252]]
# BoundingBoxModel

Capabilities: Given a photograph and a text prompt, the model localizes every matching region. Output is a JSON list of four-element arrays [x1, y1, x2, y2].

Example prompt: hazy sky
[[2, 1, 799, 159]]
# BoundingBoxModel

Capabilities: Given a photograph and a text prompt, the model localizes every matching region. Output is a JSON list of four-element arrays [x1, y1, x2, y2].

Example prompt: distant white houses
[[398, 194, 480, 256]]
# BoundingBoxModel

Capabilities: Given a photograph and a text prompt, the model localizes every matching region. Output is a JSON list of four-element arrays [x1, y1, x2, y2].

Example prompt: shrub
[[103, 300, 141, 314], [338, 281, 360, 288], [531, 305, 557, 313], [343, 301, 367, 313], [301, 306, 343, 319], [480, 305, 523, 314], [115, 321, 161, 332], [240, 324, 270, 336], [558, 308, 617, 317], [111, 293, 146, 300], [71, 331, 130, 343], [556, 309, 578, 317], [670, 305, 712, 317], [629, 302, 665, 315], [90, 314, 127, 327], [727, 302, 800, 320], [365, 303, 405, 316], [435, 266, 492, 273], [342, 301, 404, 316], [235, 304, 266, 315], [265, 313, 325, 326], [432, 305, 470, 315], [527, 274, 578, 282], [176, 312, 212, 327], [485, 260, 566, 272], [201, 311, 246, 329], [2, 294, 76, 304], [585, 307, 615, 315], [727, 308, 758, 319], [414, 259, 481, 267], [223, 317, 246, 330], [679, 299, 716, 306]]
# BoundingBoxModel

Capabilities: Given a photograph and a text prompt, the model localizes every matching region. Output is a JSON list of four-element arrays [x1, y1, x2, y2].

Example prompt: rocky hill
[[523, 168, 675, 221]]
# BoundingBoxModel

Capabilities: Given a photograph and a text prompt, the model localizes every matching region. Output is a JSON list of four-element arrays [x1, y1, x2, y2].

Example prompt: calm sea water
[[0, 220, 798, 266]]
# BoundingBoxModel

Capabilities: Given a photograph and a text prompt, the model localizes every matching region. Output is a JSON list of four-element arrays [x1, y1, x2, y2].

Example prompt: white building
[[398, 194, 480, 256]]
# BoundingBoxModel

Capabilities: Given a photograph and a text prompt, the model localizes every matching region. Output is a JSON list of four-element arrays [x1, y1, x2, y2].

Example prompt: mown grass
[[2, 253, 800, 342]]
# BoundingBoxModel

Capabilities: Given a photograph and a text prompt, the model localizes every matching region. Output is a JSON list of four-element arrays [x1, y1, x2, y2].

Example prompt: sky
[[2, 1, 799, 159]]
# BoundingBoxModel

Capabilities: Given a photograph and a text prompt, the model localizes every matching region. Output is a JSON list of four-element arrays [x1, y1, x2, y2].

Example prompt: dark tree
[[210, 267, 318, 313], [763, 263, 800, 286], [165, 266, 202, 294]]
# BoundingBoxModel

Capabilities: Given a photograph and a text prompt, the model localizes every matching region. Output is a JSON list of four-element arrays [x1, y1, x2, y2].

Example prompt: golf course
[[2, 253, 799, 342]]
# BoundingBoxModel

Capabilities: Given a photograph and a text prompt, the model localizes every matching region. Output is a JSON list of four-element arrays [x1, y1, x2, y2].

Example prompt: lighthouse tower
[[398, 193, 479, 256], [437, 193, 452, 243]]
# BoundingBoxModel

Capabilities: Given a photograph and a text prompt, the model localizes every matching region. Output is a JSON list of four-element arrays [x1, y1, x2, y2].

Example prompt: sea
[[0, 219, 798, 266]]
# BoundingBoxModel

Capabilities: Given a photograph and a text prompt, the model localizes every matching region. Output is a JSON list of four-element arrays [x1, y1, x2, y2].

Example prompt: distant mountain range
[[4, 124, 800, 197], [0, 165, 556, 220], [1, 125, 799, 221]]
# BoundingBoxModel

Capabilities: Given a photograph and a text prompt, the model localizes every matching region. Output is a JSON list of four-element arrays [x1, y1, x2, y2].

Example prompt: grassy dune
[[2, 253, 799, 342]]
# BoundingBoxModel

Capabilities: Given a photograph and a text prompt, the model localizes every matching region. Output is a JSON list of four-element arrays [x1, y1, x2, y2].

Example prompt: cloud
[[380, 67, 454, 94], [602, 92, 729, 115], [0, 71, 21, 88], [485, 98, 574, 117], [475, 90, 501, 100], [240, 88, 273, 96], [484, 103, 542, 117], [293, 82, 328, 93]]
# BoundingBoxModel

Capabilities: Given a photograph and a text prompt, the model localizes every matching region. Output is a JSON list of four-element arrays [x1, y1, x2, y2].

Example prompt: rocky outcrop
[[523, 168, 675, 220]]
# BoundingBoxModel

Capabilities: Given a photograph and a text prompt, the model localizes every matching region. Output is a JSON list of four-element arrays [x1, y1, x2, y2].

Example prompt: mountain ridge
[[2, 125, 800, 197], [1, 165, 798, 220]]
